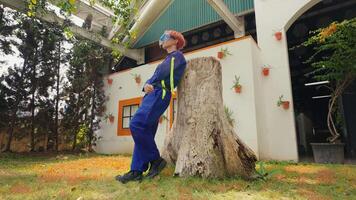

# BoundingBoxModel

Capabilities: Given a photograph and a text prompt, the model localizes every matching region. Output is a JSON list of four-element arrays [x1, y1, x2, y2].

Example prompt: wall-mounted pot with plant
[[159, 115, 168, 124], [104, 113, 115, 123], [231, 75, 242, 93], [107, 78, 113, 85], [262, 65, 271, 76], [130, 73, 141, 84], [217, 47, 232, 59], [272, 29, 283, 41], [277, 95, 290, 110]]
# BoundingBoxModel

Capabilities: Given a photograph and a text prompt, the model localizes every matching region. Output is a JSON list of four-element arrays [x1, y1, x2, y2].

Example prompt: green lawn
[[0, 153, 355, 200]]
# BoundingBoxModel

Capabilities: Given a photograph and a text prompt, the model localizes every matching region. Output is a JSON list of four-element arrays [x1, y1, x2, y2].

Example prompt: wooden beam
[[206, 0, 245, 38]]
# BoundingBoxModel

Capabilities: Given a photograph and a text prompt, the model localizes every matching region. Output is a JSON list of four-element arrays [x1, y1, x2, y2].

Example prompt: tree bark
[[54, 41, 61, 151], [88, 83, 96, 152], [4, 56, 29, 152], [162, 57, 257, 179], [30, 47, 38, 152]]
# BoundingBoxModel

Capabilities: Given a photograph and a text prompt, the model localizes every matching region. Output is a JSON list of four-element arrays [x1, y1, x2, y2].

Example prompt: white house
[[94, 0, 356, 161]]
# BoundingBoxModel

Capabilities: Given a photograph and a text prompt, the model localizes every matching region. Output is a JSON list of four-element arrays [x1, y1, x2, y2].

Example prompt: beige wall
[[253, 0, 320, 161]]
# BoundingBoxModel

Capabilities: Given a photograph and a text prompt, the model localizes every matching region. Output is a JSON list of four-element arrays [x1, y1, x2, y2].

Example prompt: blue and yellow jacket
[[142, 50, 187, 99]]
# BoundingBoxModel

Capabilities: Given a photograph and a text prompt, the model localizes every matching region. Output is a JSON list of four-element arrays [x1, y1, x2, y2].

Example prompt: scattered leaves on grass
[[9, 183, 32, 194], [33, 156, 131, 184], [284, 165, 327, 174]]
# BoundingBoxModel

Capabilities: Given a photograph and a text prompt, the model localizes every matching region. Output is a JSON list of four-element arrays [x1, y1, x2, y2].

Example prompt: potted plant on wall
[[277, 95, 290, 110], [107, 78, 113, 85], [104, 113, 115, 124], [217, 47, 232, 59], [130, 73, 141, 84], [159, 115, 168, 124], [231, 75, 242, 93], [303, 18, 356, 163], [274, 31, 283, 41], [262, 66, 270, 76]]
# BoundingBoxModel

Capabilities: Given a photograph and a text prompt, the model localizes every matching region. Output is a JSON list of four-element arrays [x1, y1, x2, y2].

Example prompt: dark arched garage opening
[[287, 0, 356, 161]]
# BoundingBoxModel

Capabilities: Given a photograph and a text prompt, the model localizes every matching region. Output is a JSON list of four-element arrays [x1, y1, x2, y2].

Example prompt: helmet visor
[[159, 33, 172, 46]]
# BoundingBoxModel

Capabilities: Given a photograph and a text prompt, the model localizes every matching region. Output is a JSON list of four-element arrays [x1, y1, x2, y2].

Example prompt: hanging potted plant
[[274, 31, 283, 41], [277, 95, 290, 110], [217, 47, 232, 59], [262, 66, 270, 76], [159, 115, 168, 124], [231, 75, 242, 93], [107, 78, 113, 85], [302, 19, 356, 163], [104, 113, 115, 124], [131, 73, 141, 84]]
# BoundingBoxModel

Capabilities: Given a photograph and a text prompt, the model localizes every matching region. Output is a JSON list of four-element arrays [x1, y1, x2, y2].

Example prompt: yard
[[0, 153, 355, 200]]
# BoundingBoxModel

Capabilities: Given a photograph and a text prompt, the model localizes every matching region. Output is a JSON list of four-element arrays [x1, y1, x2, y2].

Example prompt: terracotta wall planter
[[262, 67, 270, 76], [217, 51, 224, 59], [107, 78, 113, 85], [135, 77, 141, 84], [234, 85, 242, 93], [274, 31, 282, 41], [277, 95, 289, 110], [281, 101, 290, 110], [109, 115, 114, 123]]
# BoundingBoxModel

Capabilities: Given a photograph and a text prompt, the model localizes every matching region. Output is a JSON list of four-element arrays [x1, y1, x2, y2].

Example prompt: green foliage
[[224, 105, 235, 126], [62, 39, 110, 150], [75, 123, 90, 149], [25, 0, 136, 60], [277, 95, 285, 107], [0, 13, 69, 151], [253, 162, 282, 181], [303, 18, 356, 86], [27, 0, 47, 17], [231, 75, 241, 89], [303, 18, 356, 141], [220, 47, 232, 57], [100, 0, 139, 58], [0, 7, 18, 56]]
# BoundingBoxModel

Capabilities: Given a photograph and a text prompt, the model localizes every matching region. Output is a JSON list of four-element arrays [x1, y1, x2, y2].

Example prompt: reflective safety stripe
[[161, 56, 176, 100], [161, 80, 166, 99], [170, 57, 176, 96]]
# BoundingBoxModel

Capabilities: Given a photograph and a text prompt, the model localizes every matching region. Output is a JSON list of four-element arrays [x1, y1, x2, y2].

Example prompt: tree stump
[[162, 57, 257, 179]]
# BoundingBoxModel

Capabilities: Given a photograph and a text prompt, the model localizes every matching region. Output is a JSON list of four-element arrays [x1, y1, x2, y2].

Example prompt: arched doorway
[[286, 0, 356, 161]]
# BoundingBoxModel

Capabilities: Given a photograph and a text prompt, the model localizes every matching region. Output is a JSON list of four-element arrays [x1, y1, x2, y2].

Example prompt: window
[[169, 93, 178, 128], [118, 97, 143, 136], [122, 104, 139, 128]]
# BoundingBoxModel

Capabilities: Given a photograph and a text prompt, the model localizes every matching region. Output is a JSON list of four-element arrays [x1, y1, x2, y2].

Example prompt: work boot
[[115, 170, 143, 184], [146, 157, 167, 179]]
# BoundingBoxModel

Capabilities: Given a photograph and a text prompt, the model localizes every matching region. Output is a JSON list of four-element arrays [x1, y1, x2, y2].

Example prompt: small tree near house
[[303, 18, 356, 143]]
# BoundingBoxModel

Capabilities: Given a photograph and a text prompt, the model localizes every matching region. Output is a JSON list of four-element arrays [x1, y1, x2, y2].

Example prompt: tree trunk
[[72, 130, 78, 151], [88, 83, 96, 152], [54, 41, 61, 151], [30, 64, 36, 152], [4, 57, 29, 152], [162, 57, 257, 179]]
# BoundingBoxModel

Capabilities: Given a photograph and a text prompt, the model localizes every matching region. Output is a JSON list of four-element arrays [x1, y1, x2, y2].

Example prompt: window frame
[[117, 97, 143, 136]]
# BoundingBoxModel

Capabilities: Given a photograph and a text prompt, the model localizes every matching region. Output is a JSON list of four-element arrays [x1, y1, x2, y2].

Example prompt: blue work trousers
[[129, 88, 171, 172]]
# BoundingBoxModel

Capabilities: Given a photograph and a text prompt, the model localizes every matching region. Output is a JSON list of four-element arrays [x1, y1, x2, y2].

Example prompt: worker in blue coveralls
[[116, 30, 187, 184]]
